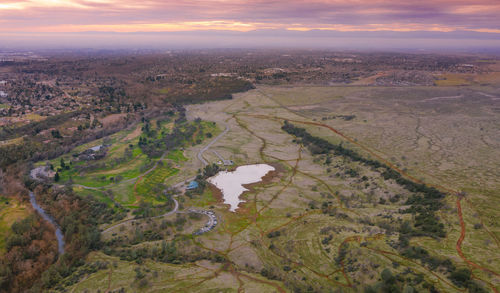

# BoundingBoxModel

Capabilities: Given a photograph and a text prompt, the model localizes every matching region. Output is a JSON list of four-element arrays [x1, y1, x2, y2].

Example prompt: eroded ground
[[65, 84, 500, 292]]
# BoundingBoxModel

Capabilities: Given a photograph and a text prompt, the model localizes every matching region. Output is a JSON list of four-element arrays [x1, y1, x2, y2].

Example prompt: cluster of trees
[[20, 183, 117, 291], [363, 267, 486, 293], [381, 168, 445, 238], [0, 139, 39, 168], [0, 110, 82, 141], [398, 241, 486, 292], [132, 200, 174, 219], [54, 261, 109, 289], [0, 117, 136, 169], [363, 268, 426, 293], [0, 215, 58, 292], [106, 239, 225, 265], [184, 163, 221, 196], [282, 121, 488, 293], [138, 116, 204, 158], [282, 121, 445, 238], [160, 77, 254, 104]]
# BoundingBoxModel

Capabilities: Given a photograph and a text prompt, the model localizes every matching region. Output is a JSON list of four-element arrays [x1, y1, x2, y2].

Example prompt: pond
[[208, 164, 275, 212]]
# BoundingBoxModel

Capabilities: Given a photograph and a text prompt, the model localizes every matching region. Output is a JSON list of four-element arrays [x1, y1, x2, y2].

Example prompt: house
[[212, 150, 234, 166], [78, 144, 109, 161]]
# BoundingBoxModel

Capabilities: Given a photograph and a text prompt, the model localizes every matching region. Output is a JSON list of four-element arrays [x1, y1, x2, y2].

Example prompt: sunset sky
[[1, 0, 499, 49]]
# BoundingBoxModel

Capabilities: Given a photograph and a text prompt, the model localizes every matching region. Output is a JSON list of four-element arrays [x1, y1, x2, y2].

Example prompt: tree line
[[281, 121, 487, 292]]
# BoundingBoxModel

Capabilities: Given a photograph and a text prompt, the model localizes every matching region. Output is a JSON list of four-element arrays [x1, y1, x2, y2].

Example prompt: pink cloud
[[0, 0, 498, 33]]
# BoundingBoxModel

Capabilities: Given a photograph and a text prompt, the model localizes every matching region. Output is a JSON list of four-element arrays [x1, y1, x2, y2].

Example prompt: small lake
[[208, 164, 275, 212]]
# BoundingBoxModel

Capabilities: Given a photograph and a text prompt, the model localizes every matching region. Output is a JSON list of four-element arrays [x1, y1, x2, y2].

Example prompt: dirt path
[[456, 198, 500, 278], [240, 112, 500, 288], [197, 121, 229, 166]]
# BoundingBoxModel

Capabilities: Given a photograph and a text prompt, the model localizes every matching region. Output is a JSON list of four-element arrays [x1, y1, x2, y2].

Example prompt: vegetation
[[282, 121, 446, 238], [0, 215, 57, 292], [0, 52, 498, 292]]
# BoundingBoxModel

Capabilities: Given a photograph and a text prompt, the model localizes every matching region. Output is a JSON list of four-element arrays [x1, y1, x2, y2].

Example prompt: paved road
[[197, 121, 229, 166], [102, 197, 179, 234], [74, 149, 169, 190], [73, 119, 229, 191], [101, 120, 229, 234]]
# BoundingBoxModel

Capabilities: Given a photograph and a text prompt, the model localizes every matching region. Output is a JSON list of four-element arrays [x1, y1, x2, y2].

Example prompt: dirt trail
[[197, 121, 229, 166], [104, 265, 113, 293], [241, 112, 500, 286], [292, 116, 500, 281], [251, 114, 456, 193], [456, 198, 500, 278]]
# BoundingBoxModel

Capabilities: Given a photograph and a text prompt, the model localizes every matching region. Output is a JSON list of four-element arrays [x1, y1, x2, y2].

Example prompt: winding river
[[29, 191, 65, 255]]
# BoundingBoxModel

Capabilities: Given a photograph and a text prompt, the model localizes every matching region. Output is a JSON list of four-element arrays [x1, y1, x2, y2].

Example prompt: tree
[[51, 130, 62, 139], [449, 268, 471, 287], [54, 172, 60, 182]]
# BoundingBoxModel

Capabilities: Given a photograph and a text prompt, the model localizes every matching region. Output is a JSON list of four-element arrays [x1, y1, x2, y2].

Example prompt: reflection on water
[[208, 164, 275, 212], [29, 191, 65, 255]]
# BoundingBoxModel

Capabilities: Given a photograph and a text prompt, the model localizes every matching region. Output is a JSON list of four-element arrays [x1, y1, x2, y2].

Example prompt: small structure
[[187, 181, 199, 190], [89, 145, 104, 152], [212, 150, 234, 166], [78, 144, 109, 161]]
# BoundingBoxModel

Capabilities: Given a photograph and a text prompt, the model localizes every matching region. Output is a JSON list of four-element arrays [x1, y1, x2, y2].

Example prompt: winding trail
[[77, 120, 228, 191], [240, 111, 500, 288], [74, 151, 169, 191], [456, 198, 500, 278], [101, 119, 230, 234], [197, 121, 229, 166], [102, 197, 179, 234]]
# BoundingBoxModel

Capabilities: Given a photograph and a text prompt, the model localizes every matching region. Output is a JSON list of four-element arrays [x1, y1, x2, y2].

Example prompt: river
[[29, 191, 65, 255]]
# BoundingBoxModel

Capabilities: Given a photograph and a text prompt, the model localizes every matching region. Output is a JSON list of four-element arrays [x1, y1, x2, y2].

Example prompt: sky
[[0, 0, 499, 50]]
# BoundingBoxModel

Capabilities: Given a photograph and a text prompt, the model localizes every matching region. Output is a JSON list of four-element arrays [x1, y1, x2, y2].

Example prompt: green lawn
[[0, 197, 30, 254], [166, 149, 187, 162], [136, 165, 180, 203]]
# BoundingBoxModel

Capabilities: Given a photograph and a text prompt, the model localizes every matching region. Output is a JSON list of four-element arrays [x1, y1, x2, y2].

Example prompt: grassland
[[62, 84, 500, 292], [68, 251, 285, 292], [434, 74, 473, 86], [42, 116, 220, 212], [0, 196, 30, 254]]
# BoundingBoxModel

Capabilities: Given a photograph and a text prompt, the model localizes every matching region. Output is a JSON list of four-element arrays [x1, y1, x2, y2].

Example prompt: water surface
[[208, 164, 275, 212], [29, 191, 65, 255]]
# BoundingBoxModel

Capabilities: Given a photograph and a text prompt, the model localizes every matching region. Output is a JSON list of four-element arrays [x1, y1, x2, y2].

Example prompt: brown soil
[[209, 183, 224, 205]]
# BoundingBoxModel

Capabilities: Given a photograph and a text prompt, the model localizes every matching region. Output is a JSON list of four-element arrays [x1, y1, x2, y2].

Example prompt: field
[[0, 196, 30, 254], [58, 84, 500, 292], [40, 117, 219, 212]]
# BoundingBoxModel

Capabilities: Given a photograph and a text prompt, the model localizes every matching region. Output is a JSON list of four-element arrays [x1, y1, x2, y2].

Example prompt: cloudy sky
[[0, 0, 499, 49]]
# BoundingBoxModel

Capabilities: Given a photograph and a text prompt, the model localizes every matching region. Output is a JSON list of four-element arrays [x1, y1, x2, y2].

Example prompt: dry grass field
[[67, 82, 500, 292]]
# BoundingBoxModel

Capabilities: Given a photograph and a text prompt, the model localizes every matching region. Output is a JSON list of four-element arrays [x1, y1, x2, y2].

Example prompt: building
[[213, 150, 234, 166], [187, 181, 199, 190]]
